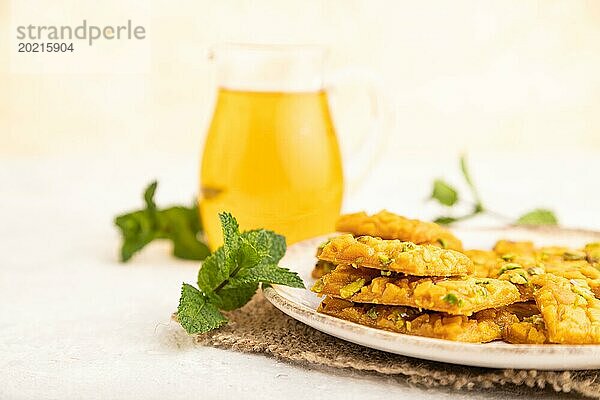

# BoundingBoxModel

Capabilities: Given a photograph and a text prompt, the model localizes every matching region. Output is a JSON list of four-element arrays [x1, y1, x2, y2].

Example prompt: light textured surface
[[1, 153, 599, 399]]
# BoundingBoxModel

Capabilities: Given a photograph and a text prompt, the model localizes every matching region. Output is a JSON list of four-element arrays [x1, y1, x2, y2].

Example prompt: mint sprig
[[177, 212, 305, 334], [114, 181, 210, 262], [431, 155, 558, 226]]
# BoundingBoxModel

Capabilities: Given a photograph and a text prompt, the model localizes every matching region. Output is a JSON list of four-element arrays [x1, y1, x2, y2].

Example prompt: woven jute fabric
[[193, 293, 600, 398]]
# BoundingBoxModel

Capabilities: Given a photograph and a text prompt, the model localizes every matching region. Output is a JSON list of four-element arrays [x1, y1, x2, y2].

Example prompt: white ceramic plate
[[263, 226, 600, 370]]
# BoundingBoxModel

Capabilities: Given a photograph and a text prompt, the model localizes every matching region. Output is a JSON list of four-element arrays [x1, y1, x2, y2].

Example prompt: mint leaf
[[212, 283, 258, 311], [114, 181, 209, 262], [197, 247, 228, 294], [115, 209, 158, 261], [228, 263, 305, 288], [516, 209, 558, 226], [177, 283, 228, 334], [237, 239, 262, 270], [219, 212, 241, 273], [434, 216, 458, 225], [241, 229, 286, 263], [431, 179, 458, 206], [162, 206, 210, 260], [197, 247, 257, 310]]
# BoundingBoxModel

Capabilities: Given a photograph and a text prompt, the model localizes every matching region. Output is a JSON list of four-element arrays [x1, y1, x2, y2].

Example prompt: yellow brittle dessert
[[493, 240, 535, 257], [335, 210, 463, 251], [317, 296, 509, 343], [318, 234, 472, 276], [312, 265, 520, 315], [463, 249, 499, 278], [503, 315, 549, 344], [531, 274, 600, 344], [584, 242, 600, 266]]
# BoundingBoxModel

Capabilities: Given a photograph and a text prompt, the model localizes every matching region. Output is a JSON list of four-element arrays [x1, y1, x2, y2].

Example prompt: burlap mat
[[192, 293, 600, 398]]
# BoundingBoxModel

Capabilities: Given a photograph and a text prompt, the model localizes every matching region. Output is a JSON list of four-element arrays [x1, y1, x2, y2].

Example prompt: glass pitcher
[[200, 44, 383, 249]]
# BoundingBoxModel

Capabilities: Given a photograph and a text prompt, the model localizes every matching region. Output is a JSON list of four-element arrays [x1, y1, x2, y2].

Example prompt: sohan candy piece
[[538, 247, 594, 270], [538, 252, 600, 299], [318, 234, 472, 276], [584, 242, 600, 265], [311, 242, 338, 279], [311, 264, 380, 297], [317, 296, 507, 343], [312, 264, 520, 316], [493, 262, 539, 301], [489, 254, 538, 276], [463, 249, 499, 278], [492, 252, 600, 301], [537, 246, 577, 262], [493, 302, 549, 344], [493, 240, 536, 257], [466, 248, 543, 280], [544, 264, 600, 299], [503, 315, 549, 344], [335, 210, 463, 251], [531, 274, 600, 344]]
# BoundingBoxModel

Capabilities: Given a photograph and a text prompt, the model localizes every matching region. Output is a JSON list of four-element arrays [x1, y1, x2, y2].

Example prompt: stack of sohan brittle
[[311, 211, 600, 344]]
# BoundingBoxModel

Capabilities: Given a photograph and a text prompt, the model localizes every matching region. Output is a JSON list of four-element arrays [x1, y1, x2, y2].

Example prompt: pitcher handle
[[326, 67, 391, 194]]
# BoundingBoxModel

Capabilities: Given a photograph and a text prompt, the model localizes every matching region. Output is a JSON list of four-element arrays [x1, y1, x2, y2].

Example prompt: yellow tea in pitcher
[[200, 89, 343, 249]]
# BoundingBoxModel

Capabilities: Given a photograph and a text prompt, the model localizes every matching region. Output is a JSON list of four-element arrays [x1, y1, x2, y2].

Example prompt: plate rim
[[263, 285, 596, 355], [262, 227, 600, 370]]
